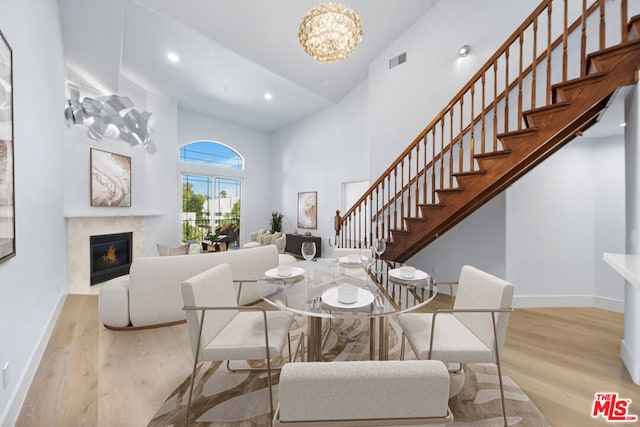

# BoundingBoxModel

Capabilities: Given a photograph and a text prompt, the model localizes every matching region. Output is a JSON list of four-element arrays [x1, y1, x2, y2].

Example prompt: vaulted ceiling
[[59, 0, 624, 137], [60, 0, 440, 132]]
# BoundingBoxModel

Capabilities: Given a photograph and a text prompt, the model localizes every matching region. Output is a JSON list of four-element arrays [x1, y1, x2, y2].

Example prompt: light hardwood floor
[[14, 294, 640, 426]]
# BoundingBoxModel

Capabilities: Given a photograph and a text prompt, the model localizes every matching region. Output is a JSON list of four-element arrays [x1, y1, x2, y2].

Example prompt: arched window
[[180, 141, 243, 247], [180, 141, 244, 170]]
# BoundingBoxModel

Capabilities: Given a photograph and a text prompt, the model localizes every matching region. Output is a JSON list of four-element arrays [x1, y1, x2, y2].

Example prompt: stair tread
[[552, 72, 609, 91], [417, 203, 445, 208], [436, 187, 464, 193], [523, 101, 572, 115], [497, 128, 538, 139], [405, 217, 427, 222], [587, 38, 640, 60], [452, 170, 487, 177], [474, 150, 511, 159]]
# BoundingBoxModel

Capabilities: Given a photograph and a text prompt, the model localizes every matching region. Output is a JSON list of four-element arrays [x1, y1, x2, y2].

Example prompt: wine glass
[[301, 241, 316, 262], [360, 247, 374, 273], [373, 238, 386, 274], [328, 235, 341, 251], [301, 241, 316, 288]]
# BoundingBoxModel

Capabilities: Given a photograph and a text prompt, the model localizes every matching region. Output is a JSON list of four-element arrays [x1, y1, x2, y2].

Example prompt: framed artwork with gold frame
[[90, 148, 132, 207], [297, 191, 317, 229]]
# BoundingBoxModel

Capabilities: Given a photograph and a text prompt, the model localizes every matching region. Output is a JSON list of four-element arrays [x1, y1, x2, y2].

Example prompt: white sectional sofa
[[98, 245, 284, 329]]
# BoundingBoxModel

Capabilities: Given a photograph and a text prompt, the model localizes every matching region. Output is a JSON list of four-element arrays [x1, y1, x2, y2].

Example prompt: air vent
[[389, 52, 407, 69]]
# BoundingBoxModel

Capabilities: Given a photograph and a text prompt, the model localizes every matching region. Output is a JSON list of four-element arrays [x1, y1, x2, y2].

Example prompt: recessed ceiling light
[[619, 122, 627, 127], [167, 52, 180, 63], [458, 45, 471, 57], [264, 92, 273, 100]]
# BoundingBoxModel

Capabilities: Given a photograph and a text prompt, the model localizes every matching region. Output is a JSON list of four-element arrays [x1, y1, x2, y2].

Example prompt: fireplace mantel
[[64, 211, 163, 218]]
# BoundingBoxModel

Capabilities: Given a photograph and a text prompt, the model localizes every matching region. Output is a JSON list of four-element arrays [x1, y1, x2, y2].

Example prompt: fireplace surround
[[66, 215, 147, 294]]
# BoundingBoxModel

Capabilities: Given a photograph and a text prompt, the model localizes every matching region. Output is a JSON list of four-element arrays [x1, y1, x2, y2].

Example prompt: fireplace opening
[[90, 232, 132, 285]]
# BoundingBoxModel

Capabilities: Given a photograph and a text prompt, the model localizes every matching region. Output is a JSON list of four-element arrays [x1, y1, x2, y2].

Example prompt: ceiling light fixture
[[298, 2, 363, 63], [264, 92, 273, 100], [458, 45, 471, 57], [619, 122, 627, 127], [167, 52, 180, 63]]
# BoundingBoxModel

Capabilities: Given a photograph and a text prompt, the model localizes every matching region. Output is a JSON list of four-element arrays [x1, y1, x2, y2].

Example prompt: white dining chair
[[181, 262, 301, 426], [399, 265, 514, 426]]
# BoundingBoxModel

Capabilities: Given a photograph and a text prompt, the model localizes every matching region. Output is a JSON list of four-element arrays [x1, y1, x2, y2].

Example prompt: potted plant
[[204, 230, 221, 251], [270, 211, 284, 234]]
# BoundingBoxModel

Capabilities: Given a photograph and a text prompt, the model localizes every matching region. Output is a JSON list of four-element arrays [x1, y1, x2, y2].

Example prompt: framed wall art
[[90, 148, 132, 207], [0, 30, 15, 264], [297, 191, 317, 229]]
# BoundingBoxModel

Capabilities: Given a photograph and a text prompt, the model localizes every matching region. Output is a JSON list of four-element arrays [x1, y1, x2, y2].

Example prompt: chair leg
[[400, 332, 406, 360], [496, 358, 508, 426], [185, 359, 199, 427], [265, 353, 275, 427]]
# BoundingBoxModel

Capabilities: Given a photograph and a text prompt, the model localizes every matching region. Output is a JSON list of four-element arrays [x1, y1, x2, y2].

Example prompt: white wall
[[622, 83, 640, 382], [505, 136, 625, 308], [367, 0, 540, 179], [178, 108, 272, 245], [408, 193, 507, 283], [592, 136, 626, 302], [0, 0, 68, 423], [271, 81, 369, 257]]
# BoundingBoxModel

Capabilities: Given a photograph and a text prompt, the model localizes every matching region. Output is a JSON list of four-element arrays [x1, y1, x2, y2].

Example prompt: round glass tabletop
[[257, 258, 437, 319]]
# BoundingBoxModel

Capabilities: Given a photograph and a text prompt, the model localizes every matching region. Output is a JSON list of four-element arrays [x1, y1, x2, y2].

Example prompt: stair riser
[[524, 104, 572, 128]]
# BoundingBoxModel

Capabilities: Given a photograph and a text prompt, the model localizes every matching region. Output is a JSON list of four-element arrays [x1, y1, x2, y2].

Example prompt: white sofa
[[98, 245, 281, 329]]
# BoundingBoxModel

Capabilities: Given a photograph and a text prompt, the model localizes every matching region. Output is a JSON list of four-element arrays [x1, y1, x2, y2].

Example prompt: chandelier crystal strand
[[298, 2, 363, 63]]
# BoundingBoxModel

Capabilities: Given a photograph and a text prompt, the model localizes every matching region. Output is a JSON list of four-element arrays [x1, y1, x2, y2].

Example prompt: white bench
[[274, 360, 453, 426]]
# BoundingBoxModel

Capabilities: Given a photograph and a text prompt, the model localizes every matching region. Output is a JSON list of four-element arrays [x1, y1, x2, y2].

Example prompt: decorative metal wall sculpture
[[65, 86, 155, 152], [0, 30, 15, 264]]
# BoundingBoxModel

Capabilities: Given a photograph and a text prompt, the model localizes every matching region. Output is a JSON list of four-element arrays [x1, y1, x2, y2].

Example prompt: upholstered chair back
[[453, 265, 514, 356], [181, 263, 238, 360]]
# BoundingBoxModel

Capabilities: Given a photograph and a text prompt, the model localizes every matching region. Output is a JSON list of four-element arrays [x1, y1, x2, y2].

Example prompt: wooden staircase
[[336, 1, 640, 262]]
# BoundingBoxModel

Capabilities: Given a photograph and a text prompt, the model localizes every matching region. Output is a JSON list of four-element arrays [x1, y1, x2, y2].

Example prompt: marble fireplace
[[66, 215, 146, 294]]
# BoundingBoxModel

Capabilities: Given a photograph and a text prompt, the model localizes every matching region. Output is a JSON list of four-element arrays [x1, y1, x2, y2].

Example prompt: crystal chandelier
[[298, 2, 363, 63]]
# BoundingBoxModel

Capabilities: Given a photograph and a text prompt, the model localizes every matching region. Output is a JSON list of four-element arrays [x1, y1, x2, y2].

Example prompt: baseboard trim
[[0, 293, 67, 427], [621, 340, 640, 385], [513, 295, 624, 312]]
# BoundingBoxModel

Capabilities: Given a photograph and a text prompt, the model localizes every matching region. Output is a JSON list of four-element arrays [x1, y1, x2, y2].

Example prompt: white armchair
[[398, 265, 514, 426], [181, 263, 301, 425]]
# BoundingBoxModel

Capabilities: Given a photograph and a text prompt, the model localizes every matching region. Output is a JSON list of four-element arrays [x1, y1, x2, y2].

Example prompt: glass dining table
[[257, 257, 437, 362]]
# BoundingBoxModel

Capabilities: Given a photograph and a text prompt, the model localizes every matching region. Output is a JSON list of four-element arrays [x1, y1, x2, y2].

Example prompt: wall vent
[[389, 52, 407, 69]]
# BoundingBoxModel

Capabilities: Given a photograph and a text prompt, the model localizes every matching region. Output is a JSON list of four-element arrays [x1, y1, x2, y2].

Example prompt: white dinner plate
[[321, 287, 375, 309], [264, 267, 305, 279], [338, 256, 362, 266], [388, 268, 429, 283]]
